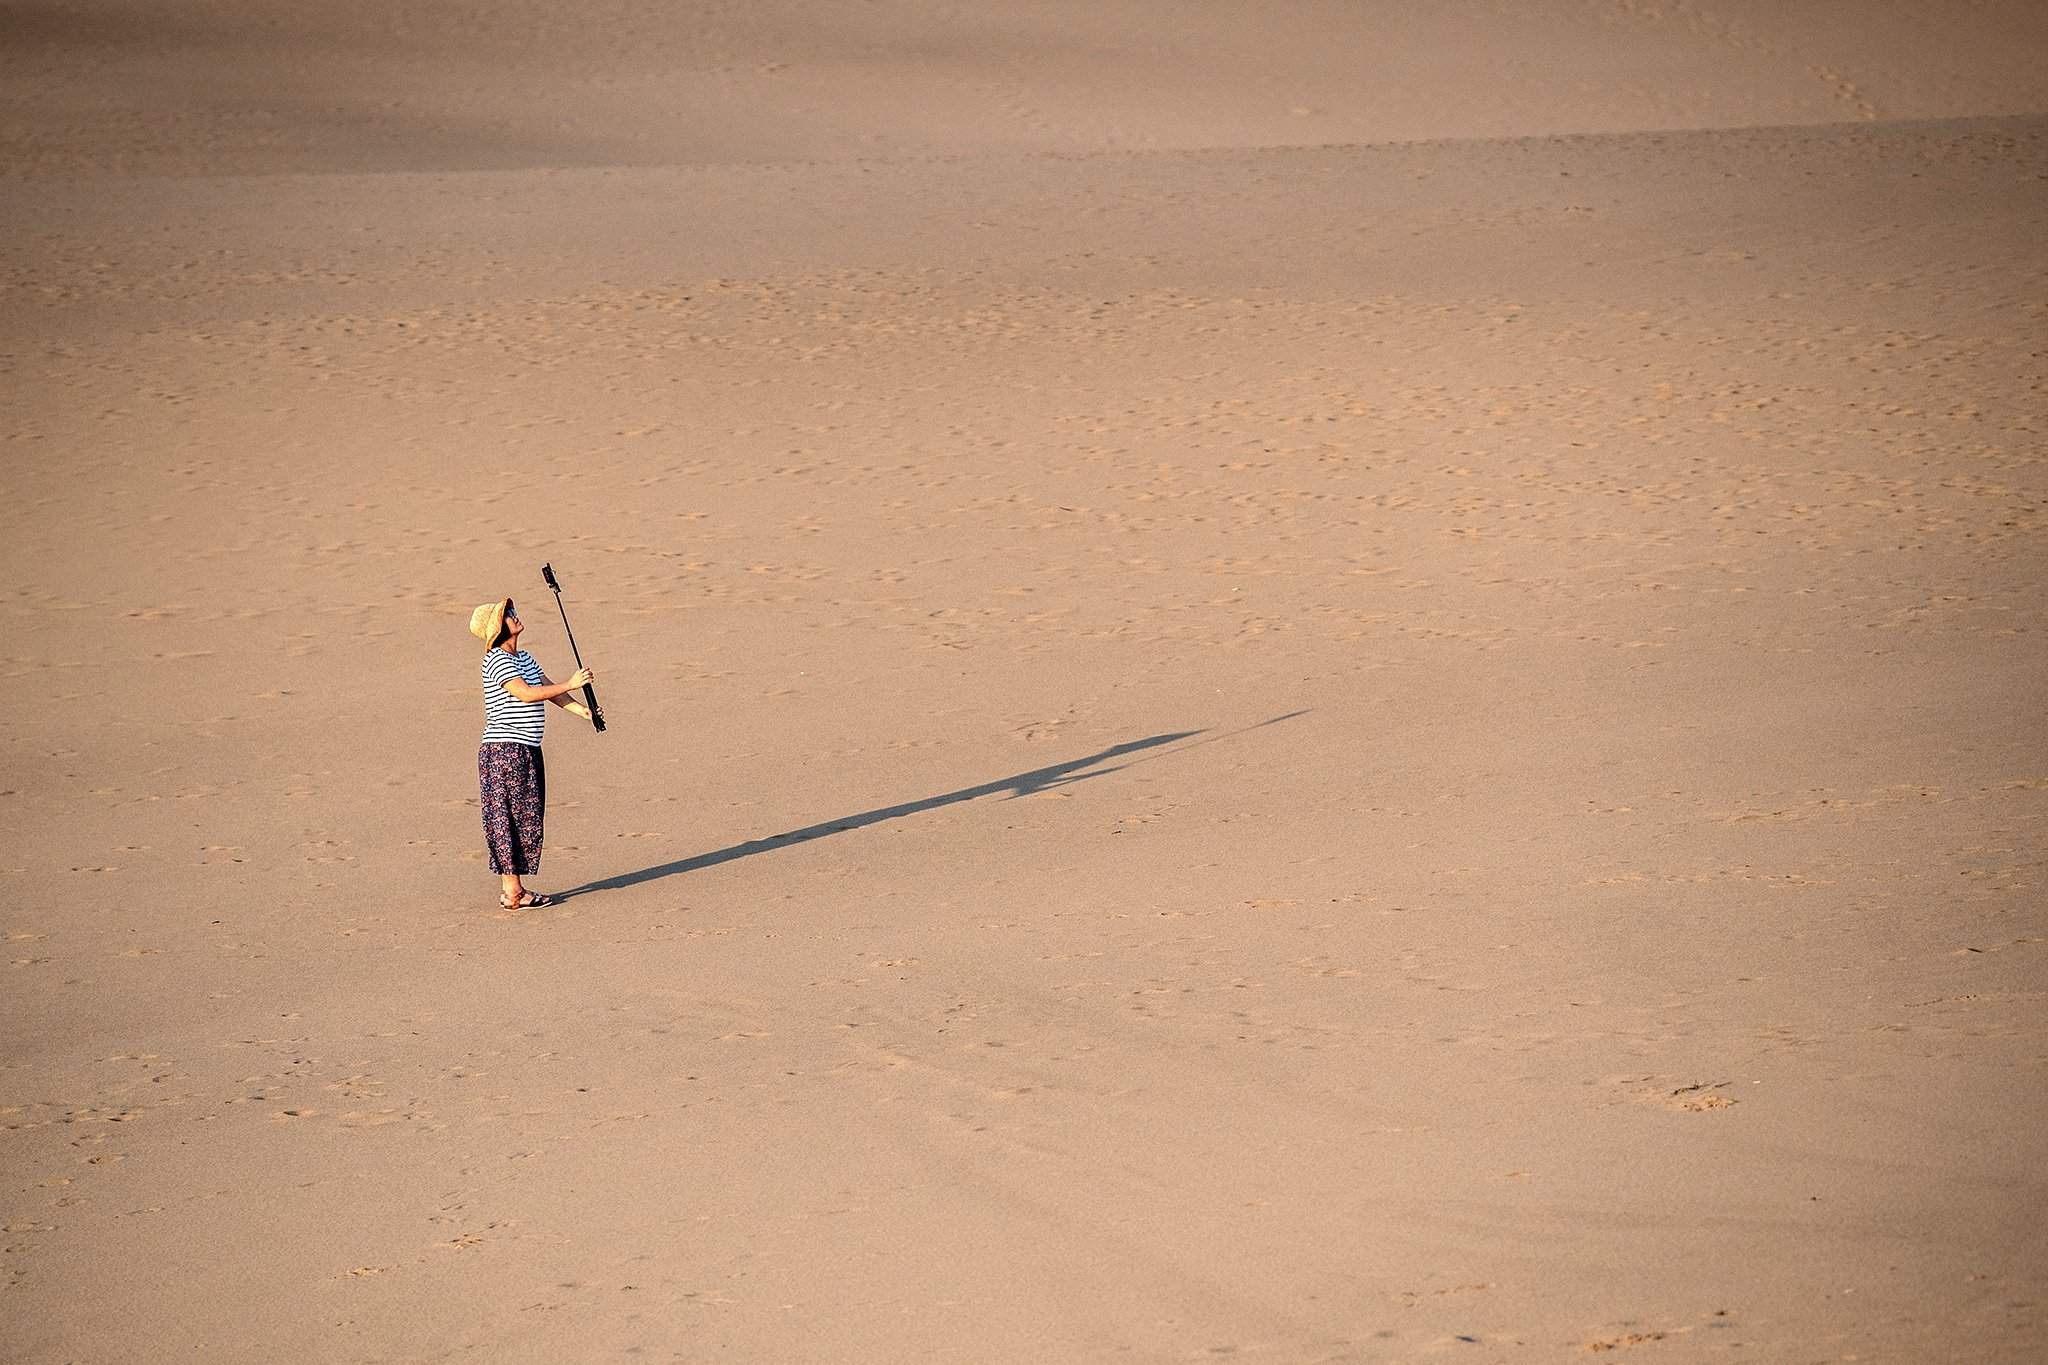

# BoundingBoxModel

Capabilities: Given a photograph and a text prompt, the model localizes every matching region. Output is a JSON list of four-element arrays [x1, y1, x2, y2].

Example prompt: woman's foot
[[500, 889, 554, 910]]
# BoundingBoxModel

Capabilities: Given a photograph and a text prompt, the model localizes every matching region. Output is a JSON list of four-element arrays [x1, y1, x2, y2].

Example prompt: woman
[[467, 597, 596, 909]]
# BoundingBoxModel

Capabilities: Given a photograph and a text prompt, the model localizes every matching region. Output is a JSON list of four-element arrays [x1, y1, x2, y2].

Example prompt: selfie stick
[[540, 562, 606, 732]]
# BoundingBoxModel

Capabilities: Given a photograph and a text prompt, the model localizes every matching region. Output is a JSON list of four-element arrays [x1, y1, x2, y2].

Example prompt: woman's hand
[[568, 667, 594, 689], [565, 702, 592, 720]]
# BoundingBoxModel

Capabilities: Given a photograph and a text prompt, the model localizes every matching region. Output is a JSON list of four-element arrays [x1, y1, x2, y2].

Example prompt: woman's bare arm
[[501, 666, 593, 704], [544, 688, 592, 718], [543, 668, 596, 719]]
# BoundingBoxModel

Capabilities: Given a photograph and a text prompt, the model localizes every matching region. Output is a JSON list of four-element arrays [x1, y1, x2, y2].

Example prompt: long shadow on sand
[[559, 713, 1307, 900]]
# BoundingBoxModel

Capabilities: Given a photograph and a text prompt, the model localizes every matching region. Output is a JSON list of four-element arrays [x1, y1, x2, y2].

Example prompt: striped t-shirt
[[480, 649, 546, 746]]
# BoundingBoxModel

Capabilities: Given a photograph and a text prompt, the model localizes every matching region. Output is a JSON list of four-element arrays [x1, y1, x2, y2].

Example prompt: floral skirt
[[479, 742, 545, 875]]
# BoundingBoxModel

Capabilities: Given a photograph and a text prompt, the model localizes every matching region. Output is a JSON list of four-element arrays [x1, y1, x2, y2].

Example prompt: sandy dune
[[4, 4, 2046, 1361]]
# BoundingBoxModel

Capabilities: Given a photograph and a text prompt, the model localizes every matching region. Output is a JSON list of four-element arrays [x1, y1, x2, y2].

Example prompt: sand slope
[[6, 0, 2048, 174], [3, 5, 2046, 1361]]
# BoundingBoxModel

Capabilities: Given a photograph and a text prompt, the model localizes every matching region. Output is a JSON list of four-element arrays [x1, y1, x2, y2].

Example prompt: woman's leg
[[482, 743, 548, 906], [509, 747, 544, 876], [480, 744, 527, 902]]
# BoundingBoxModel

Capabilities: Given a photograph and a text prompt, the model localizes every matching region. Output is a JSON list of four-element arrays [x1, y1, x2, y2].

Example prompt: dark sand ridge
[[3, 6, 2046, 1362], [5, 0, 2048, 176]]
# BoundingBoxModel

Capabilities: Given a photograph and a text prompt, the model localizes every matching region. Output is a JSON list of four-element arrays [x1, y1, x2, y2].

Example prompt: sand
[[4, 3, 2046, 1360]]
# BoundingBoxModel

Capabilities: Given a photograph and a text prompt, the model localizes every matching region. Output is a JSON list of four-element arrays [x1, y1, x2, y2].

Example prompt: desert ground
[[3, 3, 2046, 1360]]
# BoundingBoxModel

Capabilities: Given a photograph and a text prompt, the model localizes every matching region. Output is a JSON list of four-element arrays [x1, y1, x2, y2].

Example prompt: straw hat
[[468, 598, 512, 646]]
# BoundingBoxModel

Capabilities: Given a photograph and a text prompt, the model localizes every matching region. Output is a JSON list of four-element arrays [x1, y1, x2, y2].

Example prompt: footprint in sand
[[1586, 1330, 1667, 1352], [1605, 1075, 1742, 1112]]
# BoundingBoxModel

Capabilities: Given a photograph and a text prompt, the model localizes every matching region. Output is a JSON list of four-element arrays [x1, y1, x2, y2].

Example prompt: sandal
[[500, 890, 554, 910]]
